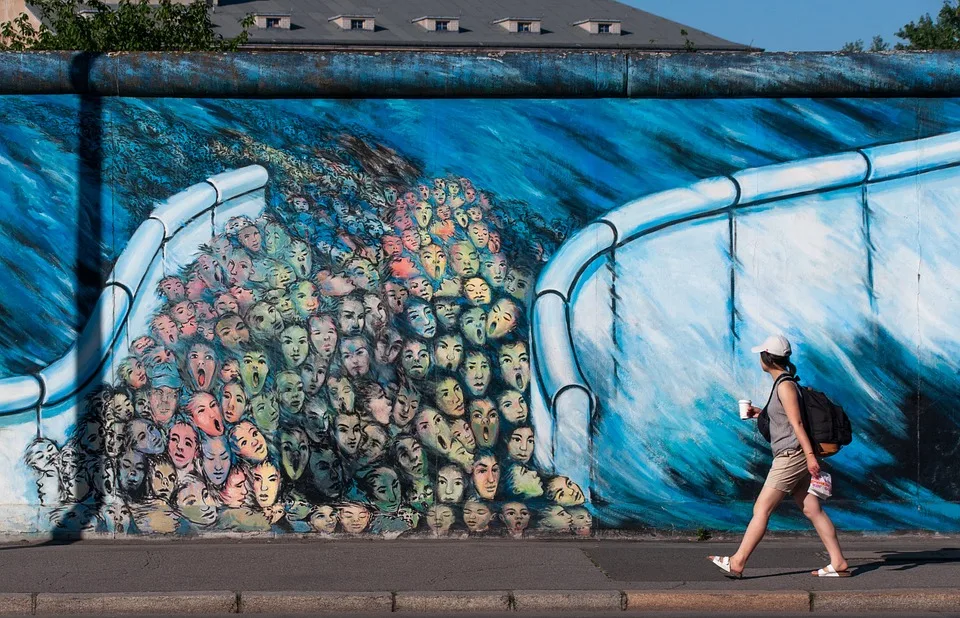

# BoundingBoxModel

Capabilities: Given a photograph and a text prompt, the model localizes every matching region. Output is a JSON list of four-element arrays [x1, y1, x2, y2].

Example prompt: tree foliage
[[0, 0, 253, 51], [842, 0, 960, 51]]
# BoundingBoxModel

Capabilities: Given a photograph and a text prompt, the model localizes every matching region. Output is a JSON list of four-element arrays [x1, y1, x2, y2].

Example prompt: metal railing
[[0, 165, 269, 419]]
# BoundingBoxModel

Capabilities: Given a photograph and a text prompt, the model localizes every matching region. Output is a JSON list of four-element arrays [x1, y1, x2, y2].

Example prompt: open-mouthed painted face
[[418, 245, 447, 280], [240, 349, 269, 396], [416, 407, 454, 456], [498, 343, 530, 391], [200, 435, 231, 486], [469, 399, 499, 448], [285, 239, 312, 279], [152, 314, 180, 347], [267, 261, 295, 290], [502, 502, 531, 536], [486, 298, 519, 339], [459, 307, 486, 347], [187, 342, 218, 392], [384, 282, 409, 315]]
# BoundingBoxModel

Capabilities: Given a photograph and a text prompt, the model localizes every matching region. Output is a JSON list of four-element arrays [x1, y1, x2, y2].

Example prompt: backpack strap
[[763, 373, 797, 412], [773, 375, 823, 457]]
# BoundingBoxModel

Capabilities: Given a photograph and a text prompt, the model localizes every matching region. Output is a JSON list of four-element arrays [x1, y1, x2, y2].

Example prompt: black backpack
[[757, 374, 853, 457]]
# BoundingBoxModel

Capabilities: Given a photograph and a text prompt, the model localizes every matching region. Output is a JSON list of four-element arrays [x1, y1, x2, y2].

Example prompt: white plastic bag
[[808, 472, 832, 500]]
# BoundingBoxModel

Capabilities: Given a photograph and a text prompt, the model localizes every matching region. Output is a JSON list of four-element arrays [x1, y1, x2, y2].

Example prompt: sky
[[624, 0, 947, 51]]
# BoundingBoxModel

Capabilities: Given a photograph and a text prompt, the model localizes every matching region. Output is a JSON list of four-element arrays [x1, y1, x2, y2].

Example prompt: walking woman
[[709, 335, 849, 578]]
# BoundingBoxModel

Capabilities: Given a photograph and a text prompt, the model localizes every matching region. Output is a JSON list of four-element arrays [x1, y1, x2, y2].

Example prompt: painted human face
[[149, 386, 178, 425], [309, 505, 339, 533], [433, 298, 461, 330], [470, 399, 499, 448], [251, 461, 281, 508], [308, 315, 339, 360], [201, 435, 231, 486], [426, 504, 455, 535], [274, 371, 304, 413], [548, 476, 586, 506], [186, 342, 217, 392], [416, 407, 454, 455], [240, 350, 269, 396], [219, 382, 246, 424], [486, 298, 519, 339], [434, 377, 465, 418], [327, 376, 355, 413], [502, 502, 531, 536], [292, 282, 320, 318], [395, 437, 426, 477], [450, 418, 476, 453], [391, 384, 421, 427], [459, 307, 486, 347], [401, 340, 431, 379], [505, 269, 533, 302], [220, 467, 249, 508], [401, 228, 421, 253], [309, 447, 343, 497], [238, 225, 262, 252], [568, 507, 592, 536], [405, 300, 437, 338], [152, 314, 179, 346], [220, 359, 240, 383], [107, 393, 134, 423], [150, 458, 177, 501], [119, 448, 146, 493], [436, 464, 465, 503], [339, 337, 371, 378], [120, 357, 148, 389], [463, 499, 493, 533], [363, 295, 387, 334], [471, 455, 500, 500], [195, 254, 223, 289], [508, 465, 544, 499], [159, 276, 186, 301], [334, 413, 362, 456], [449, 242, 479, 277], [250, 392, 280, 433], [167, 422, 198, 469], [216, 315, 249, 350], [481, 253, 508, 288], [299, 355, 327, 397], [278, 325, 309, 369], [418, 245, 446, 280], [248, 302, 285, 340], [467, 222, 489, 249], [303, 398, 330, 443], [407, 277, 434, 302], [384, 282, 409, 315], [229, 421, 268, 462], [432, 336, 464, 373], [285, 239, 312, 279], [431, 188, 446, 205], [177, 478, 218, 526], [360, 424, 389, 463], [263, 222, 290, 257], [132, 335, 156, 356], [79, 419, 104, 453], [382, 235, 403, 257], [499, 343, 530, 391], [497, 390, 528, 425], [507, 427, 535, 464], [104, 421, 125, 458], [266, 261, 295, 290], [454, 208, 469, 228], [375, 329, 403, 365], [392, 209, 414, 232], [487, 231, 502, 254], [462, 352, 492, 397], [409, 476, 435, 513], [463, 277, 491, 306], [339, 504, 371, 534], [338, 298, 365, 336], [226, 250, 253, 286], [215, 294, 240, 317], [467, 205, 483, 222], [368, 467, 402, 512], [128, 418, 166, 455], [230, 285, 256, 312]]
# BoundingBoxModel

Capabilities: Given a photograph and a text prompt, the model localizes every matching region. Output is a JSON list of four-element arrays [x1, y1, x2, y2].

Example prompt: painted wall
[[0, 93, 958, 537]]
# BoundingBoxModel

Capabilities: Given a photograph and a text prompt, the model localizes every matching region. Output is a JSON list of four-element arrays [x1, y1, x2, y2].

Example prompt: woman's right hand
[[806, 453, 821, 479]]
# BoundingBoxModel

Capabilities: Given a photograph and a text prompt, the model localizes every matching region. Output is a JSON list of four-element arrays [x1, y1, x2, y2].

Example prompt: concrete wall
[[0, 52, 959, 538]]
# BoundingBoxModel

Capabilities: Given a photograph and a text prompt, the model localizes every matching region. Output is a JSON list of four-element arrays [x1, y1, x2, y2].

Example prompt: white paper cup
[[738, 400, 752, 420]]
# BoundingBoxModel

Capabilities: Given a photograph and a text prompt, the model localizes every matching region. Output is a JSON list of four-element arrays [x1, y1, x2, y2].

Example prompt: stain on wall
[[1, 96, 959, 536]]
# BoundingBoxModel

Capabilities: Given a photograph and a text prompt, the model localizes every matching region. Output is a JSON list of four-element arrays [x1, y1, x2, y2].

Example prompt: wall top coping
[[1, 51, 960, 98]]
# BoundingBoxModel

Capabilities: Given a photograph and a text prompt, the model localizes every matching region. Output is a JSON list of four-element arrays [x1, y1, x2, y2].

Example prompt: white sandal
[[707, 555, 743, 579], [813, 564, 851, 577]]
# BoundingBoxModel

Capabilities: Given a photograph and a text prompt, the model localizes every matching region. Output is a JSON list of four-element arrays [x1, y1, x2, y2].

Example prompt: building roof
[[209, 0, 754, 50]]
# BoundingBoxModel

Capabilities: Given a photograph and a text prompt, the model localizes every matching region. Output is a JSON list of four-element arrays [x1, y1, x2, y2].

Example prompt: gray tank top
[[766, 377, 800, 455]]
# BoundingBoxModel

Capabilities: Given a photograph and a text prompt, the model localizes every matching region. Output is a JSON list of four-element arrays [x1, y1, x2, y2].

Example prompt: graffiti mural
[[2, 97, 960, 535]]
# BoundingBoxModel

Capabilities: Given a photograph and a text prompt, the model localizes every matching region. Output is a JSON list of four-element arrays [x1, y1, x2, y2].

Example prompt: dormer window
[[493, 18, 542, 34], [329, 14, 375, 31], [253, 13, 290, 29], [411, 16, 460, 33], [573, 19, 622, 35]]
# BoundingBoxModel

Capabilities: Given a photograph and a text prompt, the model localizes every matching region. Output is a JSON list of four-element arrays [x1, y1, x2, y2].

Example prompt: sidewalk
[[0, 536, 957, 613]]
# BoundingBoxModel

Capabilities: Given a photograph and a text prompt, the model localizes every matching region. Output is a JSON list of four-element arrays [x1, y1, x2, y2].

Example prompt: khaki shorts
[[764, 448, 811, 494]]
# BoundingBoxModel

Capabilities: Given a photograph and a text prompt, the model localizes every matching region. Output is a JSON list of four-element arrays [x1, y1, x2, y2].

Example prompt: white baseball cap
[[751, 334, 792, 357]]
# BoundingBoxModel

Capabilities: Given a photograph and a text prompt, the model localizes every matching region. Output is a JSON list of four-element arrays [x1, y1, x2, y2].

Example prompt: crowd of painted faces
[[24, 174, 591, 537]]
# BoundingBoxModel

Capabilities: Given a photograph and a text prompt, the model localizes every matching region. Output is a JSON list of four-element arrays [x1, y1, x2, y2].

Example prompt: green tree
[[0, 0, 253, 51], [842, 0, 960, 51]]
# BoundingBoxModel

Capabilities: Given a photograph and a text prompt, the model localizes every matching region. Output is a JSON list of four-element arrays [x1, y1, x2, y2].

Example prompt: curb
[[0, 588, 953, 613]]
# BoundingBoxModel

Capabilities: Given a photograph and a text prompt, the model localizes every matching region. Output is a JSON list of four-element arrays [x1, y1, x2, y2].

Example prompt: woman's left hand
[[806, 453, 821, 478]]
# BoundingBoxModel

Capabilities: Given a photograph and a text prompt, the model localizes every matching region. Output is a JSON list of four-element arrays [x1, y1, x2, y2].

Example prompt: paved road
[[0, 536, 957, 594]]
